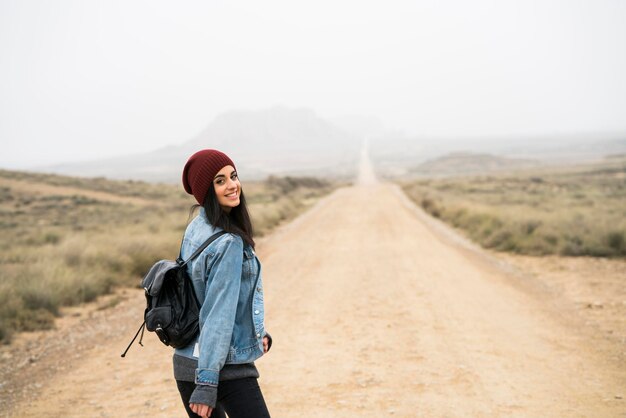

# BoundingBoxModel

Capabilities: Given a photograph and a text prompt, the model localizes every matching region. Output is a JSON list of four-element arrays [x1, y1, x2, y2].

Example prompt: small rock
[[616, 394, 623, 400], [388, 409, 396, 414]]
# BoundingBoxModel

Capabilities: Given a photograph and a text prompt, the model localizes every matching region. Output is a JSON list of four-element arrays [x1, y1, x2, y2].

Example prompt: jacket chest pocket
[[242, 246, 258, 280]]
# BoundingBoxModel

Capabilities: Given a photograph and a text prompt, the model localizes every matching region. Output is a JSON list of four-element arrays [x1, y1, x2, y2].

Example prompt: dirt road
[[4, 151, 625, 417]]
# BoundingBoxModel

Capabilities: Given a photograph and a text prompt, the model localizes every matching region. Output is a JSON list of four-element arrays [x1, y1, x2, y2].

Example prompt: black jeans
[[176, 378, 271, 418]]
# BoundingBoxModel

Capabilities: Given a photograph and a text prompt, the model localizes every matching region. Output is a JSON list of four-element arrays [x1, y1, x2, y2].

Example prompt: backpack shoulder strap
[[178, 230, 228, 267]]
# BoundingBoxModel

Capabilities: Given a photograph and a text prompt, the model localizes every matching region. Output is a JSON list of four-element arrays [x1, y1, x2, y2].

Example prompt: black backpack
[[121, 230, 227, 357]]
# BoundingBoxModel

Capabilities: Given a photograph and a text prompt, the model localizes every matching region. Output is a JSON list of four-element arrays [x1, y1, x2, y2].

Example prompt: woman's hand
[[263, 336, 270, 353], [190, 402, 213, 418]]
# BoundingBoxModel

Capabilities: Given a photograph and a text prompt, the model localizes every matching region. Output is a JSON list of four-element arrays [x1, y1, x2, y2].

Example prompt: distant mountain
[[370, 132, 626, 177], [497, 135, 626, 161], [182, 106, 360, 177], [45, 107, 360, 182], [409, 152, 543, 176], [41, 107, 626, 182]]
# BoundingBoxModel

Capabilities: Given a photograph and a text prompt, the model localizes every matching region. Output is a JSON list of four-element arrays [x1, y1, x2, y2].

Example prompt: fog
[[1, 0, 625, 169]]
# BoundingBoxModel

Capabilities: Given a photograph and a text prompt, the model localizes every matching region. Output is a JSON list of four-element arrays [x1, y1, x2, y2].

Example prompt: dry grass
[[400, 157, 626, 258], [0, 170, 335, 343]]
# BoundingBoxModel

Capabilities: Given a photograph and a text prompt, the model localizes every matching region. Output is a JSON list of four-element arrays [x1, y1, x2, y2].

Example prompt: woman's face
[[213, 165, 241, 212]]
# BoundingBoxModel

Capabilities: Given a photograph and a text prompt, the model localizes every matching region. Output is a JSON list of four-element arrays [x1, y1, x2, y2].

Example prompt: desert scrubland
[[401, 156, 626, 258], [0, 154, 625, 417], [0, 170, 335, 344]]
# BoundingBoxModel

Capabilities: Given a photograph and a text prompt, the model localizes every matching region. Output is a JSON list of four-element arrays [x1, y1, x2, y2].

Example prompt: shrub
[[0, 186, 14, 203], [545, 233, 559, 245], [522, 235, 556, 255], [266, 175, 330, 194], [521, 220, 541, 235], [13, 308, 56, 332], [0, 320, 11, 344], [606, 231, 625, 253], [400, 161, 626, 259], [464, 213, 502, 240], [420, 197, 441, 218], [560, 235, 585, 256], [20, 288, 60, 316], [59, 274, 114, 305], [44, 232, 61, 244], [484, 229, 514, 251]]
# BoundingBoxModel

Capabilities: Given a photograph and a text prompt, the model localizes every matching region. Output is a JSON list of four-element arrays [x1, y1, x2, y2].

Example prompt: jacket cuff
[[195, 368, 219, 386], [189, 384, 217, 408]]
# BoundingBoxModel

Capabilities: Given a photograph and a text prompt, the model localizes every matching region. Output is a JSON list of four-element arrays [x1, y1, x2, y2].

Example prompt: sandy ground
[[1, 151, 625, 417]]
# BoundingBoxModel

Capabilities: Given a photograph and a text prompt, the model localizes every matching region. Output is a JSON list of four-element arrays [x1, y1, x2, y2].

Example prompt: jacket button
[[257, 287, 262, 292], [254, 310, 260, 315], [256, 333, 261, 338]]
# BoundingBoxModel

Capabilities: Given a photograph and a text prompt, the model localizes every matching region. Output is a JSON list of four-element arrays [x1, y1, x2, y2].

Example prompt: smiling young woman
[[175, 149, 272, 418], [212, 165, 241, 212]]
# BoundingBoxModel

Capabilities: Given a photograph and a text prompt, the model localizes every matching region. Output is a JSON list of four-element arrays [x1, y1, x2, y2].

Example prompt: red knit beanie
[[182, 149, 236, 205]]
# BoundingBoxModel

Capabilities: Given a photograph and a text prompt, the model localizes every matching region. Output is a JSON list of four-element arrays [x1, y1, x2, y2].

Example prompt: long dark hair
[[191, 183, 255, 249]]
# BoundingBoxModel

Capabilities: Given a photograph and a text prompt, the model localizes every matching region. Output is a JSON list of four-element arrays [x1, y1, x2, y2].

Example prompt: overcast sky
[[1, 0, 625, 168]]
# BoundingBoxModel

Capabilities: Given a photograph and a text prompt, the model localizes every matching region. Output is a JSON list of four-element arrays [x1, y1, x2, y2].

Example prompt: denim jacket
[[174, 208, 266, 387]]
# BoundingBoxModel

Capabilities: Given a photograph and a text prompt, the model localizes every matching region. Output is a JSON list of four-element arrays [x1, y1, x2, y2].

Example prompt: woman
[[175, 149, 272, 418]]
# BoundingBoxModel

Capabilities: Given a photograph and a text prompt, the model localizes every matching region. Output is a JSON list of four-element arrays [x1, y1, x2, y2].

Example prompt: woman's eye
[[231, 174, 238, 180], [215, 179, 224, 185]]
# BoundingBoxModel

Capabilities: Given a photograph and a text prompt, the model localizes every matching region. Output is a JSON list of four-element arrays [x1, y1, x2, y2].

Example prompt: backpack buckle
[[155, 326, 169, 345]]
